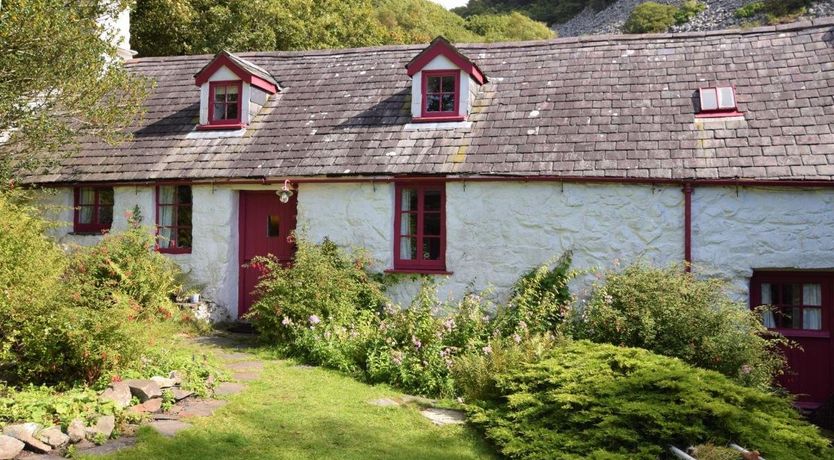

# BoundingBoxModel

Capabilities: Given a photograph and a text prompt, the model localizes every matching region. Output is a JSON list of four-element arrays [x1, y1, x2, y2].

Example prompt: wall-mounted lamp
[[277, 179, 295, 204]]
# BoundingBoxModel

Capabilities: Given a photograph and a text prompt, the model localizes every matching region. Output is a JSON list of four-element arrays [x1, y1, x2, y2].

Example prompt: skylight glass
[[700, 88, 718, 111], [718, 87, 736, 109]]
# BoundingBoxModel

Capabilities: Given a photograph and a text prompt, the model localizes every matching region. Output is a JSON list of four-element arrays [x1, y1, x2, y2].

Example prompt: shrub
[[623, 2, 678, 33], [572, 263, 786, 388], [674, 0, 705, 24], [469, 341, 833, 460], [464, 12, 555, 42], [735, 1, 766, 18]]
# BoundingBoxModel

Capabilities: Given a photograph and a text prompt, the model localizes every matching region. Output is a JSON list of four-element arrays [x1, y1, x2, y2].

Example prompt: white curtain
[[79, 188, 94, 224], [803, 284, 822, 330], [760, 283, 776, 328], [158, 186, 175, 247]]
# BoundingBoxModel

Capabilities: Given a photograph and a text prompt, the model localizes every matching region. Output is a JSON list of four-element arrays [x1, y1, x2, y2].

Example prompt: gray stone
[[99, 381, 132, 409], [123, 379, 162, 402], [214, 382, 245, 396], [171, 389, 194, 401], [2, 424, 50, 454], [0, 435, 24, 460], [178, 399, 227, 417], [150, 376, 177, 389], [168, 371, 184, 385], [368, 398, 400, 407], [420, 408, 466, 426], [149, 420, 191, 438], [35, 427, 69, 449], [67, 420, 85, 444], [127, 398, 162, 414], [85, 415, 115, 441], [76, 437, 137, 456]]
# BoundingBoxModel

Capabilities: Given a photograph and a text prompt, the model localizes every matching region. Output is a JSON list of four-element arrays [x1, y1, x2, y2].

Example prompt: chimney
[[113, 5, 137, 60]]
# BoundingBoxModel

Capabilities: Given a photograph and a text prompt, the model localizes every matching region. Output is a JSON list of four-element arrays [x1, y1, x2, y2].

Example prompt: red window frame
[[155, 185, 192, 254], [392, 182, 447, 273], [750, 271, 832, 339], [696, 85, 741, 118], [207, 80, 243, 127], [420, 70, 461, 121], [73, 186, 114, 234]]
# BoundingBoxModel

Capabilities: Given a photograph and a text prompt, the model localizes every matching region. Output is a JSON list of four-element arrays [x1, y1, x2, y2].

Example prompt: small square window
[[421, 71, 459, 119], [698, 86, 738, 116], [73, 187, 114, 234]]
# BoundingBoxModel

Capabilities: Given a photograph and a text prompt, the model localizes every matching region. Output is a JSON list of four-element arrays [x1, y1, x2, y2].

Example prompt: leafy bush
[[674, 0, 705, 24], [572, 264, 786, 388], [0, 383, 118, 427], [734, 0, 810, 23], [735, 1, 766, 17], [469, 341, 833, 460], [464, 12, 555, 42], [623, 2, 678, 33]]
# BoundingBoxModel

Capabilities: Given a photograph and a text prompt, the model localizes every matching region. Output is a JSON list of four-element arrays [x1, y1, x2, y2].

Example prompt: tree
[[465, 11, 554, 41], [0, 0, 148, 186]]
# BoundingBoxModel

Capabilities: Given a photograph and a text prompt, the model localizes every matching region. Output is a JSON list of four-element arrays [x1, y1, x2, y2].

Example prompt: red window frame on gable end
[[73, 186, 114, 234], [207, 80, 243, 128], [391, 182, 448, 273], [419, 70, 462, 122], [156, 185, 193, 254]]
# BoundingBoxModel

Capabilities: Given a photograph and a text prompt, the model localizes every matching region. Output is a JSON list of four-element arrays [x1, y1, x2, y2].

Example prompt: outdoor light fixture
[[277, 179, 294, 204]]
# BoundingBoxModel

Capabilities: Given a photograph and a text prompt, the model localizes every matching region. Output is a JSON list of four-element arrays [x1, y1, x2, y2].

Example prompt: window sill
[[70, 231, 108, 236], [158, 248, 192, 255], [769, 328, 830, 339], [412, 116, 465, 123], [196, 123, 246, 131], [385, 268, 453, 275], [695, 111, 743, 119]]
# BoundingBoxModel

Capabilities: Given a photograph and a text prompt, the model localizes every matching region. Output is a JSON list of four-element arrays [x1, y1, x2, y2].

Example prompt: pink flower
[[308, 315, 321, 325], [281, 316, 293, 326], [512, 334, 522, 344], [392, 351, 403, 365], [412, 335, 422, 350], [482, 345, 492, 355]]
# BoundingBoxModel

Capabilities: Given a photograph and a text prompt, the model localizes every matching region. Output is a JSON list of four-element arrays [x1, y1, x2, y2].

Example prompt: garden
[[1, 190, 833, 459]]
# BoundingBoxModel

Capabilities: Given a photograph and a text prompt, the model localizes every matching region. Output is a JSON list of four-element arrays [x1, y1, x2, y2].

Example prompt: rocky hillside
[[554, 0, 834, 36]]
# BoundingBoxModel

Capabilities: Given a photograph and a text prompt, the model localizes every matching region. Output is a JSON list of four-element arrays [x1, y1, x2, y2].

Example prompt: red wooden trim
[[412, 116, 466, 123], [73, 186, 113, 234], [250, 75, 278, 94], [683, 183, 692, 272], [694, 111, 744, 119], [207, 81, 243, 126], [194, 54, 278, 94], [420, 70, 461, 119], [155, 184, 193, 254], [196, 123, 246, 131], [393, 181, 446, 271], [406, 39, 486, 84], [775, 329, 831, 339], [384, 269, 453, 275], [238, 191, 246, 317]]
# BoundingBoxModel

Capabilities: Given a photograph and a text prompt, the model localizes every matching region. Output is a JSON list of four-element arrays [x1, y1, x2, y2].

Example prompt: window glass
[[804, 284, 821, 306], [424, 73, 457, 114], [157, 185, 192, 251], [402, 188, 418, 212], [426, 95, 441, 112], [75, 187, 114, 231], [424, 213, 441, 236], [756, 278, 826, 331], [400, 237, 417, 260], [441, 76, 455, 91], [268, 215, 281, 237], [423, 238, 441, 260], [427, 77, 441, 93], [401, 212, 417, 236], [395, 184, 445, 270], [718, 87, 735, 109], [700, 88, 718, 111], [425, 190, 441, 211]]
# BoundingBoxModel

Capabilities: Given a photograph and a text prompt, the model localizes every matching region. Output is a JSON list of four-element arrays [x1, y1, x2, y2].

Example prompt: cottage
[[28, 17, 834, 406]]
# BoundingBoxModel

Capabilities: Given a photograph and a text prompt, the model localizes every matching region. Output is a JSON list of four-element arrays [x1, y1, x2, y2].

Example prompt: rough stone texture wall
[[692, 186, 834, 299]]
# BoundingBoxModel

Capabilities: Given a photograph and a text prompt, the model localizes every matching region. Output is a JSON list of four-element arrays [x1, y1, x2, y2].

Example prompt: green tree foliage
[[623, 1, 679, 33], [454, 0, 615, 25], [0, 0, 148, 185], [132, 0, 553, 57], [469, 341, 833, 460]]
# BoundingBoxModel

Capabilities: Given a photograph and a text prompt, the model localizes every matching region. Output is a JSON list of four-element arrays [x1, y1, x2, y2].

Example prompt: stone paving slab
[[76, 437, 138, 456], [149, 420, 192, 438], [420, 408, 466, 426], [178, 399, 228, 418], [215, 382, 246, 396]]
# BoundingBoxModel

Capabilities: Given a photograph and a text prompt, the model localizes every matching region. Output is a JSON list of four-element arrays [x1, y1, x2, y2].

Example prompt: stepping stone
[[420, 408, 466, 426], [368, 398, 400, 407], [152, 413, 181, 421], [233, 371, 261, 382], [76, 436, 137, 455], [215, 382, 246, 396], [128, 398, 162, 414], [178, 399, 227, 417], [149, 420, 191, 438], [0, 434, 24, 460], [226, 361, 263, 372], [171, 388, 194, 401], [99, 382, 132, 409], [122, 379, 162, 402]]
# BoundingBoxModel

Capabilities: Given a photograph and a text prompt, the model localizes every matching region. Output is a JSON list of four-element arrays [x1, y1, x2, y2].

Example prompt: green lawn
[[100, 355, 496, 460]]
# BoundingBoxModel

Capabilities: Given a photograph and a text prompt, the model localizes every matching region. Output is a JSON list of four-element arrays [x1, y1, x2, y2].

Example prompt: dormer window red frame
[[206, 80, 243, 129], [696, 86, 741, 118], [419, 70, 461, 121]]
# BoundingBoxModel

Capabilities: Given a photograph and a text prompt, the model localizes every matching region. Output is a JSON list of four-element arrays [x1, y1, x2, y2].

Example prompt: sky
[[428, 0, 469, 9]]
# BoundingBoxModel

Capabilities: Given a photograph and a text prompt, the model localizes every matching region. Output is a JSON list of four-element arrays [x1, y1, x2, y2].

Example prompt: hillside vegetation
[[454, 0, 615, 24], [131, 0, 554, 57]]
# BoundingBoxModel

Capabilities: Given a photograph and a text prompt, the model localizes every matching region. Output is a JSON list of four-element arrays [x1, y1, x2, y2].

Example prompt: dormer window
[[209, 81, 242, 126], [697, 86, 740, 117], [406, 37, 486, 123], [422, 71, 459, 119]]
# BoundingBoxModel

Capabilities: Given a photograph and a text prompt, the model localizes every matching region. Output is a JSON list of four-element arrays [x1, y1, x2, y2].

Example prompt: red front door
[[239, 191, 297, 317], [751, 272, 834, 407]]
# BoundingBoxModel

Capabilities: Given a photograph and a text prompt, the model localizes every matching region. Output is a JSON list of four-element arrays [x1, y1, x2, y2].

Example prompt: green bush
[[469, 341, 833, 460], [734, 0, 810, 23], [572, 264, 786, 388], [623, 2, 678, 33], [464, 12, 555, 42], [735, 1, 765, 17], [674, 0, 705, 24]]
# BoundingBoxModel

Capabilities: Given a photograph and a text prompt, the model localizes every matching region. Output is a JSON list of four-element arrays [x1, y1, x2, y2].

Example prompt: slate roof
[[29, 18, 834, 184]]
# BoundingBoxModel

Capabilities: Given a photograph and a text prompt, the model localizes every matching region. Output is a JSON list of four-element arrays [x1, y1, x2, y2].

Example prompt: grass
[[96, 348, 496, 460]]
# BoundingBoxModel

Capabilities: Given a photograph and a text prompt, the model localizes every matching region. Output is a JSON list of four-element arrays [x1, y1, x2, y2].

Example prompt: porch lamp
[[277, 179, 294, 204]]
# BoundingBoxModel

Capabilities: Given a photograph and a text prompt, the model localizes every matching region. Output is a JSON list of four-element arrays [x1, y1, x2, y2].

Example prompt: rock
[[36, 427, 69, 449], [2, 423, 51, 454], [85, 415, 115, 441], [368, 398, 400, 407], [178, 399, 227, 417], [149, 420, 191, 438], [0, 435, 24, 460], [168, 371, 184, 385], [67, 420, 86, 444], [214, 382, 245, 396], [128, 398, 163, 414], [420, 408, 466, 426], [171, 389, 193, 401], [99, 381, 132, 409], [150, 376, 177, 389], [122, 379, 162, 402], [76, 437, 136, 456]]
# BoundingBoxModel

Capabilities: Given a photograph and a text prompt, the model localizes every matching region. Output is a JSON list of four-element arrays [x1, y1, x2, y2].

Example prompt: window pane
[[718, 87, 735, 109], [803, 284, 821, 306], [441, 94, 455, 112], [213, 103, 226, 120], [401, 188, 417, 212], [700, 88, 718, 111], [177, 227, 192, 248], [427, 76, 441, 93], [226, 85, 239, 100], [426, 95, 441, 112], [761, 283, 772, 305], [79, 188, 95, 206], [400, 212, 417, 236], [99, 188, 114, 206], [424, 212, 441, 236], [441, 76, 455, 91], [79, 206, 93, 224], [268, 215, 280, 237], [425, 190, 441, 211], [177, 186, 192, 204], [804, 308, 822, 330], [159, 227, 174, 248], [782, 284, 801, 305], [98, 205, 113, 227], [226, 102, 238, 120], [214, 85, 226, 101], [177, 206, 192, 227], [400, 237, 417, 260], [159, 186, 176, 205], [423, 237, 441, 261]]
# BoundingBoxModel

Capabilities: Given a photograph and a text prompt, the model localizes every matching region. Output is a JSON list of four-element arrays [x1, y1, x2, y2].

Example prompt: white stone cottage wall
[[39, 182, 834, 319]]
